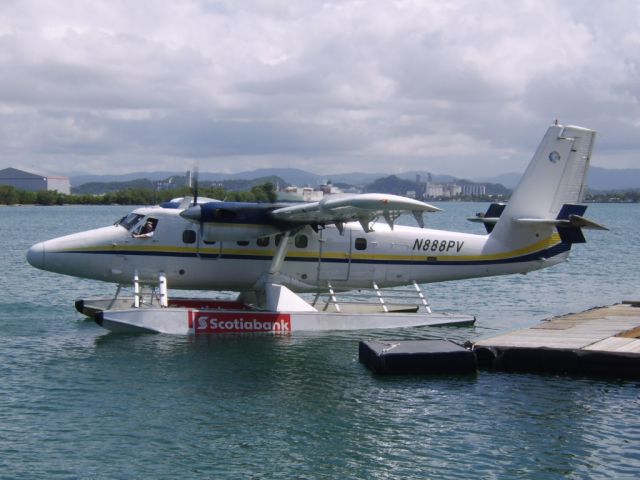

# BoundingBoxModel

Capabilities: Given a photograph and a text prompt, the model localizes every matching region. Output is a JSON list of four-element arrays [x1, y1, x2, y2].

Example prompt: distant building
[[276, 180, 357, 203], [424, 181, 461, 199], [277, 186, 323, 202], [0, 167, 71, 195], [461, 184, 486, 197]]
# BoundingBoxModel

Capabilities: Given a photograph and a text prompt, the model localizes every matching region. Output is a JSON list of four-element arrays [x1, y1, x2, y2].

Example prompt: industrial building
[[0, 167, 71, 195]]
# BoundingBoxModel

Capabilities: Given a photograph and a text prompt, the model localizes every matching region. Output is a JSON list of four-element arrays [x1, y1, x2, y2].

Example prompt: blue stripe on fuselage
[[56, 242, 570, 266]]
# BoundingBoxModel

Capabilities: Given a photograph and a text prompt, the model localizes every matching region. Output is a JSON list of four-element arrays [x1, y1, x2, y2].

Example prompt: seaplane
[[27, 123, 607, 334]]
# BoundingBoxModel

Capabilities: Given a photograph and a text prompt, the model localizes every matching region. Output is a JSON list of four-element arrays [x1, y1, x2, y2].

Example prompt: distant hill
[[70, 171, 185, 186], [70, 165, 640, 194], [475, 172, 522, 189], [70, 168, 459, 189], [216, 176, 288, 192], [365, 175, 416, 195], [211, 168, 321, 186], [72, 178, 156, 194], [477, 166, 640, 191]]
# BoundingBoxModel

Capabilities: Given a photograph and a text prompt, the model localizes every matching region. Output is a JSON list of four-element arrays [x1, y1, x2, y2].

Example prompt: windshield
[[117, 213, 145, 231]]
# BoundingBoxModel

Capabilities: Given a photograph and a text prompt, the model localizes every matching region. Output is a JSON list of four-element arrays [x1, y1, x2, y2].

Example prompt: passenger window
[[257, 237, 270, 247], [275, 234, 283, 246], [295, 234, 308, 248], [355, 238, 367, 250], [237, 240, 250, 246], [182, 230, 196, 244]]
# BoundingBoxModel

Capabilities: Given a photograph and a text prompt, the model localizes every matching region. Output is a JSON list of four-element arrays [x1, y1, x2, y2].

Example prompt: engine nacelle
[[180, 201, 289, 241]]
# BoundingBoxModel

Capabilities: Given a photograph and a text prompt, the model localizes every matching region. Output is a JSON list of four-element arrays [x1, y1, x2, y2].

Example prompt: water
[[1, 203, 639, 479]]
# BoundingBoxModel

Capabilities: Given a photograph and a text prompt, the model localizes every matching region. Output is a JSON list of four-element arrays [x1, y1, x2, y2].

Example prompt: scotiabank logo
[[191, 311, 292, 334]]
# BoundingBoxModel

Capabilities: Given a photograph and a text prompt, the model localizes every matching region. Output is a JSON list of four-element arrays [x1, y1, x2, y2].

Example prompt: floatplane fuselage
[[26, 124, 606, 333], [25, 208, 568, 292]]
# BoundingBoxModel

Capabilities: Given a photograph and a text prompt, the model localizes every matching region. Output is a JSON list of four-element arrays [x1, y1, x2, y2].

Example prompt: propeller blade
[[192, 166, 199, 206]]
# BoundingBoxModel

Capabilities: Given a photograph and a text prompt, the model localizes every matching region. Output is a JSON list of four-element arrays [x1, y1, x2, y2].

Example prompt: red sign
[[189, 311, 292, 334]]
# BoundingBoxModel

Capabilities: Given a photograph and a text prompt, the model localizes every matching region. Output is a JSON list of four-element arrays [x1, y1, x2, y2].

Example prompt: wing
[[270, 193, 440, 232]]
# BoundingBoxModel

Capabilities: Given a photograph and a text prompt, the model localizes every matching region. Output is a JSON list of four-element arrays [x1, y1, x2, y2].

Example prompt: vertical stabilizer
[[490, 124, 596, 246]]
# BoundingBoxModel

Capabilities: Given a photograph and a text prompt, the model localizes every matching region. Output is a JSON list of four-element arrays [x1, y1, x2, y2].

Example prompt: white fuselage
[[27, 205, 569, 293]]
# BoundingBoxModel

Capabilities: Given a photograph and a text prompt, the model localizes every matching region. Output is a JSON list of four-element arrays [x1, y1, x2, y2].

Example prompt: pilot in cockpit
[[133, 219, 157, 238]]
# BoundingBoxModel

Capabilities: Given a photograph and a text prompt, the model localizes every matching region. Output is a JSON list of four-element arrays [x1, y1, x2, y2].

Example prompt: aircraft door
[[114, 230, 132, 274], [348, 235, 378, 282], [179, 226, 220, 259], [317, 227, 351, 281], [384, 241, 412, 282]]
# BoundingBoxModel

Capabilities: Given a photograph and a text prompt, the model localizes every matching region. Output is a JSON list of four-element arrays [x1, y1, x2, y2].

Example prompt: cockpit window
[[133, 218, 158, 238], [118, 213, 145, 231]]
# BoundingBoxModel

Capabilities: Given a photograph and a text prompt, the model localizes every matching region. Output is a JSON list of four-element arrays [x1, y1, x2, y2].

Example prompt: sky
[[0, 0, 639, 179]]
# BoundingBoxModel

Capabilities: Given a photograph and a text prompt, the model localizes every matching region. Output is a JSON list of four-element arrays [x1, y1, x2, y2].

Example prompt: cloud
[[0, 0, 638, 178]]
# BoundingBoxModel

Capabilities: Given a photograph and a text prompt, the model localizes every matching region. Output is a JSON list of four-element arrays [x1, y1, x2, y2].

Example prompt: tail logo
[[549, 151, 561, 163]]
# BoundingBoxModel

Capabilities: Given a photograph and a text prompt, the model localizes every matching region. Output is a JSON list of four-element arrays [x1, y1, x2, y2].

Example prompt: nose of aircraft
[[27, 241, 45, 269]]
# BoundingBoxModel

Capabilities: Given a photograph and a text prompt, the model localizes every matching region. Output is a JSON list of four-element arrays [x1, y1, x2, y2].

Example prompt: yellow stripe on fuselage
[[57, 233, 562, 263]]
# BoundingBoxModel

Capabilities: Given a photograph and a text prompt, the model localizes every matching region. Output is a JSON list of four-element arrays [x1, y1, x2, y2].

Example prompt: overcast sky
[[1, 0, 638, 179]]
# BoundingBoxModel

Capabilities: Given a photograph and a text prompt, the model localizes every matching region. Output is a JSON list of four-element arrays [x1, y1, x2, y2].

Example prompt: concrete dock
[[473, 302, 640, 378]]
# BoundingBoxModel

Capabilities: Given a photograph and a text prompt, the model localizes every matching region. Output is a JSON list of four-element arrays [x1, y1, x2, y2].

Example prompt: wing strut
[[268, 231, 291, 275], [244, 230, 317, 312]]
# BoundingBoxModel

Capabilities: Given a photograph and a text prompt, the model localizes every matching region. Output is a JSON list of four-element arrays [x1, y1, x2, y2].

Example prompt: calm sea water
[[1, 203, 639, 479]]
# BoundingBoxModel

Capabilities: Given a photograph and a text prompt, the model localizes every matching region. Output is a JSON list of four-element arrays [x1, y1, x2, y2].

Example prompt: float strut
[[413, 280, 432, 313], [372, 282, 389, 313], [326, 281, 341, 313], [158, 272, 168, 307], [133, 271, 140, 308]]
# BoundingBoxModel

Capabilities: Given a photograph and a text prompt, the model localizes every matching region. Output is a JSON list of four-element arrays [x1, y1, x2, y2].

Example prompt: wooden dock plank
[[472, 303, 640, 378], [584, 337, 640, 353]]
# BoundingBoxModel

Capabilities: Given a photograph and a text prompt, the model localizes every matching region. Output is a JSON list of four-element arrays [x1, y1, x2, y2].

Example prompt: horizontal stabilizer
[[467, 203, 505, 233], [514, 204, 607, 244], [467, 216, 499, 226], [563, 215, 608, 231]]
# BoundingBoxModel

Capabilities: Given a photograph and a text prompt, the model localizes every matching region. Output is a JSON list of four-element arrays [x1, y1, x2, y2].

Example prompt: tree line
[[0, 183, 277, 206], [584, 190, 640, 203], [2, 182, 638, 206]]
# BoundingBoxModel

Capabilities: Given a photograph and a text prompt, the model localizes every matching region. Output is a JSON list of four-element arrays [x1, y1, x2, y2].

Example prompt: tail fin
[[489, 124, 598, 247]]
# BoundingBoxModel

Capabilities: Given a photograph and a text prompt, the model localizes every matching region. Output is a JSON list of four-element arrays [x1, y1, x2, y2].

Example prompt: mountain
[[586, 166, 640, 190], [213, 168, 322, 186], [475, 172, 522, 189], [70, 171, 185, 186]]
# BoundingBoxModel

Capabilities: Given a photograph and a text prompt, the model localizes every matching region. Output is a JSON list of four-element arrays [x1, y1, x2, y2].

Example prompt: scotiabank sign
[[190, 311, 292, 334]]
